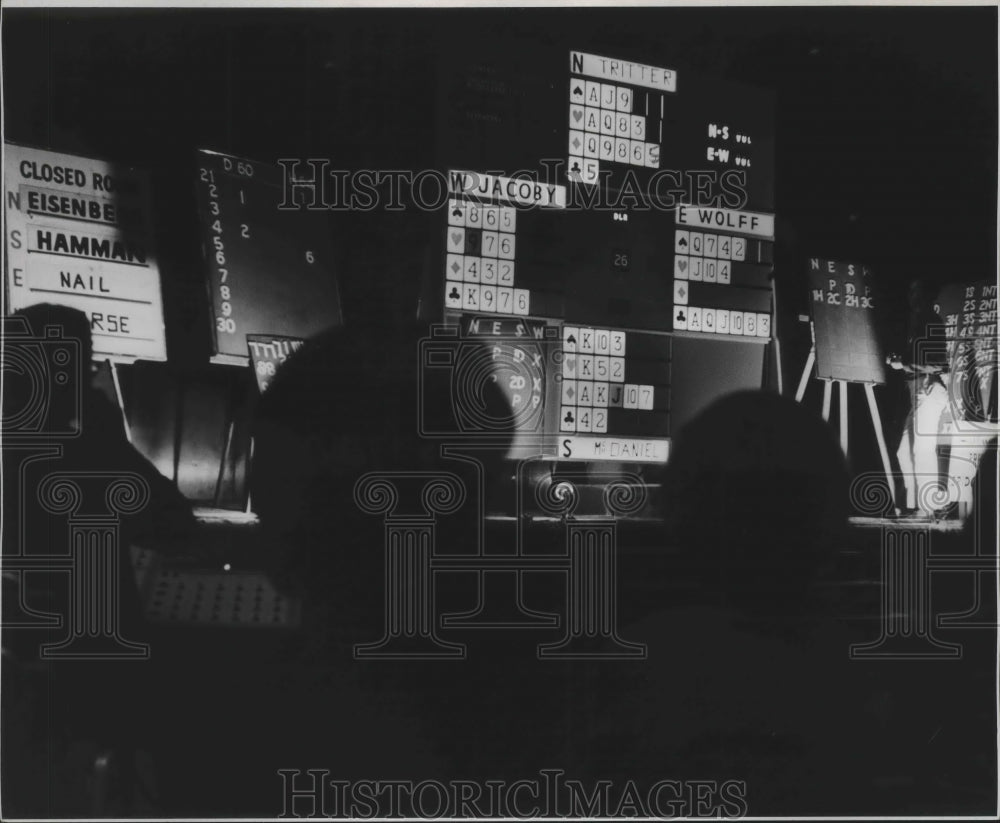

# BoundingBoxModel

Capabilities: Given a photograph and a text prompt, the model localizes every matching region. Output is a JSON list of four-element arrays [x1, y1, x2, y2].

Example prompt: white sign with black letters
[[4, 143, 167, 361]]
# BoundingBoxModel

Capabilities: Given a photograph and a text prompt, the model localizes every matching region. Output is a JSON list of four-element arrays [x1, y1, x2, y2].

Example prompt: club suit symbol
[[564, 410, 575, 425]]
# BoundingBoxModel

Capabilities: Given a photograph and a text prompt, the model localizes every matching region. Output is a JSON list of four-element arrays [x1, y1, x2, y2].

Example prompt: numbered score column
[[194, 149, 342, 363]]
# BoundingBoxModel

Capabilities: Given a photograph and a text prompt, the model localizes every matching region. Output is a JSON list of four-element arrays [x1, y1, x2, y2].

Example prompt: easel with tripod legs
[[793, 321, 896, 509]]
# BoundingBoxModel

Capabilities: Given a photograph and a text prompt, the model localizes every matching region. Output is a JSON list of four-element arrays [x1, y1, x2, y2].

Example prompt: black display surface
[[807, 257, 885, 384], [194, 149, 343, 363]]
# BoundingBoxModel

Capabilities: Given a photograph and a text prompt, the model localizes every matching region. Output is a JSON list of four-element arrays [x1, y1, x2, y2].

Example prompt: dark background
[[3, 5, 998, 501]]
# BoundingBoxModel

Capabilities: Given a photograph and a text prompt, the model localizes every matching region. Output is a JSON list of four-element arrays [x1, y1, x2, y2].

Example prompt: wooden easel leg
[[795, 348, 816, 402], [245, 436, 255, 514], [821, 379, 832, 422], [773, 337, 784, 395], [864, 383, 897, 509], [838, 380, 849, 453], [213, 419, 235, 509], [108, 359, 132, 444]]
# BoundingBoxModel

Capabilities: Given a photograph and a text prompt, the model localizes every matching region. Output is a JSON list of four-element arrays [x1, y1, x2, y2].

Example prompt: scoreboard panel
[[432, 40, 776, 463], [807, 258, 884, 384], [436, 44, 774, 207], [194, 149, 343, 364]]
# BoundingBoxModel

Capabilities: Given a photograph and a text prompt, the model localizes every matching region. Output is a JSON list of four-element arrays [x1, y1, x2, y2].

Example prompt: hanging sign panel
[[4, 143, 167, 361]]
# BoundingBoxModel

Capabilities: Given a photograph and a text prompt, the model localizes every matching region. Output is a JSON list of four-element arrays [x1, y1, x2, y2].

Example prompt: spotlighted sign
[[4, 143, 167, 362]]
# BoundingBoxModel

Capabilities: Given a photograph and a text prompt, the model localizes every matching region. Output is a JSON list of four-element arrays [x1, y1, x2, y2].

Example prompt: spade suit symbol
[[678, 237, 688, 248], [452, 207, 462, 217], [567, 334, 577, 345], [573, 85, 583, 96]]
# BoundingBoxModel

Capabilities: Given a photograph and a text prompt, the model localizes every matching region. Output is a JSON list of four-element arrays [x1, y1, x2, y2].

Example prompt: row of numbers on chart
[[674, 231, 746, 261], [569, 134, 660, 168], [674, 259, 732, 284], [448, 199, 517, 231], [559, 406, 610, 433], [445, 283, 530, 315], [563, 353, 626, 383], [562, 326, 627, 356], [571, 108, 648, 140], [562, 380, 655, 409], [674, 307, 771, 337], [570, 79, 636, 113], [446, 254, 514, 285], [446, 227, 516, 259]]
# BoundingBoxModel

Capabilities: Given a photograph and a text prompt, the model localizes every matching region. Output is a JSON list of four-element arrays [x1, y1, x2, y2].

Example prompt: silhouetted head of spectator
[[665, 390, 850, 619], [3, 303, 94, 434], [251, 321, 514, 645]]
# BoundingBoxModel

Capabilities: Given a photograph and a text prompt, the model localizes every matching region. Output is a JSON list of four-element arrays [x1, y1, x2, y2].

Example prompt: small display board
[[807, 258, 885, 384], [246, 334, 306, 394], [194, 149, 342, 363], [935, 281, 997, 425], [4, 143, 167, 361], [557, 325, 670, 463]]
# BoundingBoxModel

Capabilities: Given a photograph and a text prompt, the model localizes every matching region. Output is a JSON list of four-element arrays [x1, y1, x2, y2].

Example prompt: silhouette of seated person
[[168, 322, 583, 814], [583, 391, 990, 816], [2, 303, 195, 816], [2, 303, 194, 636]]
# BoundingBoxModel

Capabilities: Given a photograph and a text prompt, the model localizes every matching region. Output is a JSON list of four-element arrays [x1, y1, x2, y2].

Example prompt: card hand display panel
[[194, 149, 343, 363], [437, 43, 774, 207], [436, 43, 775, 338], [807, 258, 885, 384], [558, 325, 670, 463], [443, 172, 774, 336], [4, 143, 167, 361]]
